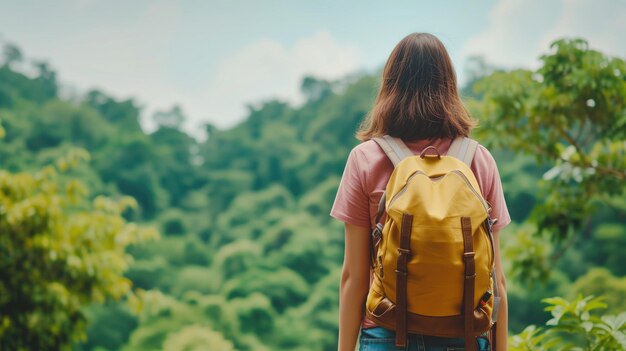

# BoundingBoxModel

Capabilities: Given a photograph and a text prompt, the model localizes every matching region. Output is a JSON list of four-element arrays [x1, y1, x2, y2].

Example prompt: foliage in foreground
[[510, 295, 626, 351], [0, 150, 157, 350], [475, 38, 626, 283]]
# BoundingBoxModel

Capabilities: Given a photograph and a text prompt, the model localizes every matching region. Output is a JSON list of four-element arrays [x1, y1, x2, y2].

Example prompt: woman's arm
[[338, 223, 371, 351], [493, 229, 508, 351]]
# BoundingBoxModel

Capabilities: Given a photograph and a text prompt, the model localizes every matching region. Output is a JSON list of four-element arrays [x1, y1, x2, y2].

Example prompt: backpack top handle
[[419, 146, 441, 159]]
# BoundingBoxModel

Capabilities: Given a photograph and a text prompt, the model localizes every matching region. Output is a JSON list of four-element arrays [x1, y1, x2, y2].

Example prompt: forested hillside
[[0, 38, 624, 350]]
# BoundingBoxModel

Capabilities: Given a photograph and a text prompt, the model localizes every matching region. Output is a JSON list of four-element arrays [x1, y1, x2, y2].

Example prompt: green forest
[[0, 38, 625, 350]]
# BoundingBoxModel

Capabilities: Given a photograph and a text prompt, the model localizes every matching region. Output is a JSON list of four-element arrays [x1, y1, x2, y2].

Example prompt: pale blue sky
[[1, 0, 624, 136]]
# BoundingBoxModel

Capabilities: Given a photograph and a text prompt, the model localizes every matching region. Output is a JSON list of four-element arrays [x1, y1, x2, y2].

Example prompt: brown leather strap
[[492, 323, 497, 351], [461, 217, 476, 351], [395, 213, 413, 347]]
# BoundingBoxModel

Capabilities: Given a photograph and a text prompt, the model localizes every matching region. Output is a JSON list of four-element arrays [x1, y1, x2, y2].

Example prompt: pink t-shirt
[[330, 137, 511, 328]]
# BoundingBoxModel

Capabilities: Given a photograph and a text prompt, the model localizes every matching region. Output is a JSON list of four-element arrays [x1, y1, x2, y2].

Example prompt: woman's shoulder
[[473, 143, 498, 166], [351, 139, 382, 154], [470, 142, 501, 182], [347, 140, 396, 185], [348, 139, 390, 161]]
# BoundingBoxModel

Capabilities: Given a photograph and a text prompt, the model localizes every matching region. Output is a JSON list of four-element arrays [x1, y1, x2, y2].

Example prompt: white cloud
[[460, 0, 626, 77], [189, 29, 362, 133], [538, 0, 626, 58], [460, 0, 557, 71]]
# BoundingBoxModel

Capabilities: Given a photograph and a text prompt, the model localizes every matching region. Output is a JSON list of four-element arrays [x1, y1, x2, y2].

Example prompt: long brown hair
[[357, 33, 475, 141]]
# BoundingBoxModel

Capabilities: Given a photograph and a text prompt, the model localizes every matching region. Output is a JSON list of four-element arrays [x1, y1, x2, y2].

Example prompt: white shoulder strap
[[448, 137, 479, 167], [372, 135, 413, 167]]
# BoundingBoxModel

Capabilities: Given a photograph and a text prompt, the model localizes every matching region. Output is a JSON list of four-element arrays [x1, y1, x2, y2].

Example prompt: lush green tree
[[124, 290, 267, 351], [26, 100, 113, 151], [162, 325, 235, 351], [0, 58, 57, 104], [84, 90, 143, 133], [222, 268, 309, 312], [298, 176, 341, 218], [94, 135, 168, 218], [80, 302, 138, 351], [0, 150, 157, 350], [153, 105, 186, 130], [150, 126, 201, 207], [301, 76, 334, 102], [231, 293, 275, 335], [475, 38, 626, 282], [214, 240, 262, 279], [273, 268, 342, 351], [124, 256, 173, 292], [214, 184, 294, 244], [124, 290, 199, 350], [30, 61, 58, 102], [171, 266, 218, 297], [2, 43, 23, 69]]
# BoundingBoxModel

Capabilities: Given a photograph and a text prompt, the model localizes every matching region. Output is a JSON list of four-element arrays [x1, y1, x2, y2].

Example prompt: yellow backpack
[[366, 136, 500, 350]]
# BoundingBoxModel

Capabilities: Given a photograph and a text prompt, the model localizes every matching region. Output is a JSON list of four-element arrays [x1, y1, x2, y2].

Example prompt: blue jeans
[[359, 327, 490, 351]]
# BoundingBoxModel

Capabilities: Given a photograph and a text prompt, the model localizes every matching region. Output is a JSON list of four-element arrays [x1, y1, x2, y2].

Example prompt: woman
[[331, 33, 511, 351]]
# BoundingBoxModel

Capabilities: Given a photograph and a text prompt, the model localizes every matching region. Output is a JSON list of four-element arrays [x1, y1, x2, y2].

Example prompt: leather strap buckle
[[397, 248, 410, 255], [463, 252, 475, 259], [395, 269, 408, 276], [371, 226, 382, 238]]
